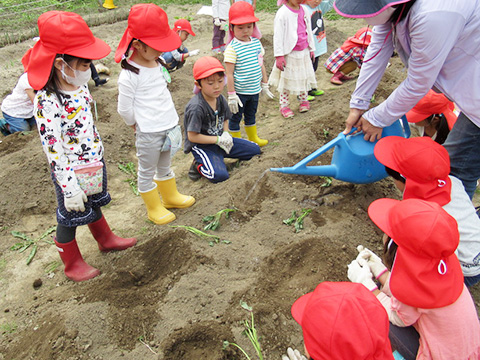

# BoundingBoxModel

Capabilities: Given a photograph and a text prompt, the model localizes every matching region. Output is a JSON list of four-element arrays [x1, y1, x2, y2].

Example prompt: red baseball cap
[[173, 19, 196, 36], [229, 1, 259, 25], [22, 11, 110, 90], [406, 90, 457, 130], [292, 282, 394, 360], [374, 136, 452, 205], [193, 56, 225, 80], [368, 198, 463, 309], [114, 4, 181, 63]]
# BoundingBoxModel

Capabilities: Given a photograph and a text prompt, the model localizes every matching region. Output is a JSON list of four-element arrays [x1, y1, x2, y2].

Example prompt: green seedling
[[0, 322, 17, 335], [294, 209, 312, 233], [10, 226, 56, 265], [323, 128, 330, 138], [202, 208, 236, 231], [320, 176, 333, 187], [170, 225, 221, 246], [283, 209, 312, 233], [118, 162, 139, 196], [223, 301, 264, 360], [283, 210, 297, 226], [370, 94, 376, 103]]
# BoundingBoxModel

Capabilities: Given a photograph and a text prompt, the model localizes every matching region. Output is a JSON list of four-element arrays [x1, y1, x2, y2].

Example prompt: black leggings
[[56, 208, 102, 243]]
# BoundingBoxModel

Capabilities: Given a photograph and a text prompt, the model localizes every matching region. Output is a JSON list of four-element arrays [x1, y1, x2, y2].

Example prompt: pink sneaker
[[299, 101, 310, 113], [280, 106, 294, 118]]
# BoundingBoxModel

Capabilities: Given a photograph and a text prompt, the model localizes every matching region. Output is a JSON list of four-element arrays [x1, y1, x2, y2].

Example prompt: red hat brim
[[26, 36, 110, 90]]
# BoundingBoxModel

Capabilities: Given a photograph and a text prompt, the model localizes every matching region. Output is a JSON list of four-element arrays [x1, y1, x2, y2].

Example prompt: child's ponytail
[[120, 39, 140, 74]]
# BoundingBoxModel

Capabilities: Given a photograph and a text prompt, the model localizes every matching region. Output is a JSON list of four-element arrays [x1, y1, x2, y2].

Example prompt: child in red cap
[[184, 56, 261, 183], [349, 198, 480, 360], [23, 11, 136, 282], [115, 4, 195, 226], [224, 1, 273, 147], [374, 136, 480, 287], [405, 90, 457, 145], [285, 281, 394, 360], [162, 19, 200, 72], [324, 27, 372, 85]]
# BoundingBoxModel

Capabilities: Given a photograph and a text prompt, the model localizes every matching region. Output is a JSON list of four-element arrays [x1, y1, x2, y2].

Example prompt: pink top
[[286, 5, 308, 51], [378, 279, 480, 359]]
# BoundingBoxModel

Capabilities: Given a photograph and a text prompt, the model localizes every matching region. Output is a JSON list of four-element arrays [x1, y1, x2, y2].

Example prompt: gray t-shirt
[[183, 92, 231, 153]]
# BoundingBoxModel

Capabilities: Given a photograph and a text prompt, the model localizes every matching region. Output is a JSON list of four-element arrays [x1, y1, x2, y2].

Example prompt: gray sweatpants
[[135, 129, 172, 193]]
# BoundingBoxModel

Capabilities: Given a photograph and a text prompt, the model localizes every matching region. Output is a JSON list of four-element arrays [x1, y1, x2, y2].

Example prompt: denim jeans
[[389, 324, 420, 360], [229, 93, 259, 132], [464, 273, 480, 287], [443, 112, 480, 199], [162, 46, 188, 71], [2, 111, 35, 133]]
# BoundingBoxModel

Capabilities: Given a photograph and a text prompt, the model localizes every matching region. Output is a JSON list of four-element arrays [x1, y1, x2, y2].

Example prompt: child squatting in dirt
[[184, 56, 261, 183], [26, 11, 136, 282]]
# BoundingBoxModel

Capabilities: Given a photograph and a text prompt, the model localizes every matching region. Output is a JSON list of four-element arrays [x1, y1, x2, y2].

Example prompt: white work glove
[[214, 17, 221, 27], [216, 132, 233, 154], [261, 82, 274, 99], [189, 49, 200, 57], [227, 92, 243, 114], [356, 245, 388, 279], [347, 259, 378, 292], [64, 191, 87, 212], [281, 347, 308, 360]]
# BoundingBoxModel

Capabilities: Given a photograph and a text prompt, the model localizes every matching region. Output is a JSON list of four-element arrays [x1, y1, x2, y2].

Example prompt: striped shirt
[[224, 37, 264, 95]]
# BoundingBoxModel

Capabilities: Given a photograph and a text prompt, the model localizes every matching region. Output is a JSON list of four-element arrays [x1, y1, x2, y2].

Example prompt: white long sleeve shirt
[[117, 60, 178, 133], [351, 0, 480, 128]]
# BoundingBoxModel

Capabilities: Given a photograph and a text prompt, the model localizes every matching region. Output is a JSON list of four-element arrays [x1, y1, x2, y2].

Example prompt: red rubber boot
[[55, 238, 100, 282], [88, 215, 137, 252]]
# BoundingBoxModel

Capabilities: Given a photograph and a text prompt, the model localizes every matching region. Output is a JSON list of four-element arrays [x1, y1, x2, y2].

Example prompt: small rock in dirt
[[342, 245, 347, 250], [4, 308, 9, 313], [65, 328, 78, 339], [33, 278, 42, 289]]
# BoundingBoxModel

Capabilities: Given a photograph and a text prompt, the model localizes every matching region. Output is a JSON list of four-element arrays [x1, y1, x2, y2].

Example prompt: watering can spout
[[270, 164, 337, 177], [269, 117, 410, 184]]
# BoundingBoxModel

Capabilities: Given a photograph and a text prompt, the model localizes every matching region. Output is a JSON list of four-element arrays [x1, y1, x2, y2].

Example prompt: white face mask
[[364, 6, 396, 26], [60, 59, 91, 87]]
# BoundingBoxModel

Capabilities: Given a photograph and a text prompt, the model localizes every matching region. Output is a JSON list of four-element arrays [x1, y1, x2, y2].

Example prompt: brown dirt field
[[1, 4, 479, 360]]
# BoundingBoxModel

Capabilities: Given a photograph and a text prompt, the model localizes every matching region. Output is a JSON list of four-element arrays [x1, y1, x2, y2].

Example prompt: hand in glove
[[227, 92, 243, 114], [214, 17, 221, 27], [261, 82, 274, 99], [275, 56, 286, 71], [64, 191, 87, 212], [216, 132, 233, 154], [356, 245, 388, 279], [347, 259, 378, 291], [189, 49, 200, 57], [281, 347, 308, 360]]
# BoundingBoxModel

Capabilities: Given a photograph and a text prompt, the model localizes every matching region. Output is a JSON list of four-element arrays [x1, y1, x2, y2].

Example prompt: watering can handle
[[400, 115, 411, 138]]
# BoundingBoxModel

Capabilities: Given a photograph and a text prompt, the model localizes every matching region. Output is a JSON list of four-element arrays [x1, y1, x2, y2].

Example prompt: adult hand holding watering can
[[343, 108, 383, 142]]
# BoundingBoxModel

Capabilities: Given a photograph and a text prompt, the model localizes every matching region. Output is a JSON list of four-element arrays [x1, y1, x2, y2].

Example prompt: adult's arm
[[358, 11, 466, 138]]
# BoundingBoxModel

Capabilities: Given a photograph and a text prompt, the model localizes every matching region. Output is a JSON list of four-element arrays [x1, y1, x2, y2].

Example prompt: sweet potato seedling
[[283, 209, 312, 233], [202, 208, 236, 231], [118, 162, 139, 196], [223, 301, 264, 360], [170, 225, 231, 246], [10, 226, 56, 265]]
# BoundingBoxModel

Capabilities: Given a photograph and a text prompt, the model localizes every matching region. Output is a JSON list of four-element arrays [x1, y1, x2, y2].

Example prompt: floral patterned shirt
[[35, 85, 103, 198]]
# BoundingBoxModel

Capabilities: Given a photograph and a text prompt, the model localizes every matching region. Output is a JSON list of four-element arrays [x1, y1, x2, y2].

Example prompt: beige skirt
[[268, 48, 317, 95]]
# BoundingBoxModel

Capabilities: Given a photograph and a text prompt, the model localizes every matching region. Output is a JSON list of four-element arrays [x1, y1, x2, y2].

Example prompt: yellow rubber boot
[[245, 125, 268, 147], [154, 174, 195, 209], [229, 130, 241, 138], [139, 186, 175, 225]]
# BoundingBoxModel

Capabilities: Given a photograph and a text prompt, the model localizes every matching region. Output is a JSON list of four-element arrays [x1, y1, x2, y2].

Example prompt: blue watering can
[[270, 116, 411, 184]]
